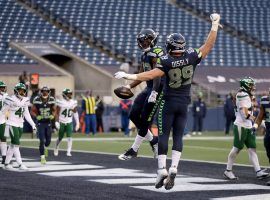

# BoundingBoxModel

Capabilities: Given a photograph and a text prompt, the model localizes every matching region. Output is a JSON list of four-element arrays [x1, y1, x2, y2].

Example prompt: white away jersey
[[56, 98, 77, 123], [0, 93, 8, 124], [4, 95, 32, 127], [234, 91, 253, 128]]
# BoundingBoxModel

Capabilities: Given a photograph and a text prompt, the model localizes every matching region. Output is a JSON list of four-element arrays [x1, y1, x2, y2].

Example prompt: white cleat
[[198, 132, 202, 135], [155, 168, 168, 189], [256, 169, 269, 179], [192, 132, 196, 135], [54, 148, 59, 156], [223, 170, 238, 180], [164, 167, 177, 190], [3, 164, 14, 170], [66, 152, 72, 157], [18, 164, 29, 171]]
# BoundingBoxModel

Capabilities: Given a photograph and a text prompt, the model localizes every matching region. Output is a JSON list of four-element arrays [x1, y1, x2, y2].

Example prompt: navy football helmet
[[40, 86, 51, 99], [166, 33, 186, 54], [137, 29, 158, 51]]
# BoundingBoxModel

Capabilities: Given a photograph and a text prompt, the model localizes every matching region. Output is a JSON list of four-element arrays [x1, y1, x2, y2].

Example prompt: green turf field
[[20, 131, 269, 166]]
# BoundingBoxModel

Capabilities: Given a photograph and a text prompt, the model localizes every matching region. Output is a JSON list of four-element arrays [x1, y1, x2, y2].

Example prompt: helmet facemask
[[137, 29, 158, 52], [0, 86, 7, 95], [40, 87, 50, 99]]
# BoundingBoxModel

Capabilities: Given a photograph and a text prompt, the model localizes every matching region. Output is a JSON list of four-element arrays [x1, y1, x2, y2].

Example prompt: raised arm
[[199, 13, 221, 59]]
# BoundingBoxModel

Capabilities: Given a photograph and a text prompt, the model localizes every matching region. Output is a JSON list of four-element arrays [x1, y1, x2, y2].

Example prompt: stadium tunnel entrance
[[42, 54, 72, 67]]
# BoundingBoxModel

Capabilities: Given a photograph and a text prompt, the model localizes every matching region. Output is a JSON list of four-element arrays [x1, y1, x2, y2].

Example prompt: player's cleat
[[44, 148, 48, 158], [223, 170, 238, 180], [54, 148, 59, 156], [198, 132, 202, 135], [150, 136, 158, 158], [18, 164, 29, 171], [66, 152, 72, 157], [155, 168, 168, 189], [118, 148, 137, 160], [256, 169, 269, 179], [41, 156, 46, 165], [3, 164, 13, 170], [164, 167, 177, 190]]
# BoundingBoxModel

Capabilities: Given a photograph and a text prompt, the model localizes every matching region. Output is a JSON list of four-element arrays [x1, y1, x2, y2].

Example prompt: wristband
[[211, 24, 219, 32]]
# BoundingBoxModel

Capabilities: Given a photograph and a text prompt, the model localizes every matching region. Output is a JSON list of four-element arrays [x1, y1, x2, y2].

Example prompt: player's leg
[[155, 99, 174, 189], [44, 123, 52, 158], [224, 125, 244, 180], [38, 123, 46, 164], [246, 129, 269, 179], [4, 125, 14, 169], [66, 123, 73, 156], [198, 116, 203, 135], [54, 123, 65, 156], [264, 133, 270, 163], [0, 123, 7, 165]]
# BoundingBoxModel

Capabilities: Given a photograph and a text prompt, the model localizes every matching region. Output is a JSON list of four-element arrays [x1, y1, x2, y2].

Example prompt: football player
[[0, 81, 8, 166], [253, 88, 270, 185], [31, 86, 56, 164], [3, 83, 36, 170], [54, 89, 79, 157], [115, 13, 221, 190], [118, 28, 165, 160], [223, 77, 269, 180]]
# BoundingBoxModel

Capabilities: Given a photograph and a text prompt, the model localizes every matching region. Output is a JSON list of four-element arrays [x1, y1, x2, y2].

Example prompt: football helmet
[[40, 86, 51, 99], [0, 81, 7, 95], [137, 29, 158, 52], [62, 88, 72, 100], [166, 33, 186, 54], [240, 77, 255, 95], [14, 83, 27, 99]]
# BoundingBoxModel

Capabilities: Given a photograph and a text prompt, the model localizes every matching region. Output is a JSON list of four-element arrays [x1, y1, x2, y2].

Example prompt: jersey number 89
[[168, 65, 193, 88]]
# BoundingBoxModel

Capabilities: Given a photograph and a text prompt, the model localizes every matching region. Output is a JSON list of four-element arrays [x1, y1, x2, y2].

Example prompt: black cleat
[[118, 148, 138, 160]]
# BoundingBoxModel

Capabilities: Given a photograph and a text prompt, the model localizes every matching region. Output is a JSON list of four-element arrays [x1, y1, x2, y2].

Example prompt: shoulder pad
[[33, 96, 42, 104], [48, 97, 56, 104], [236, 91, 249, 99]]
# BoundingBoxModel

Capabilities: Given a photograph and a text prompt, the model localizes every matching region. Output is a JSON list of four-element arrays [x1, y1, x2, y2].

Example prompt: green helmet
[[0, 81, 7, 94], [14, 83, 27, 98], [62, 88, 72, 100], [240, 77, 255, 95]]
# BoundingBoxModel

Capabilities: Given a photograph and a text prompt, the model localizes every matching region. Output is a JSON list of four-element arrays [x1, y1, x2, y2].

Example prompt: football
[[114, 86, 134, 99]]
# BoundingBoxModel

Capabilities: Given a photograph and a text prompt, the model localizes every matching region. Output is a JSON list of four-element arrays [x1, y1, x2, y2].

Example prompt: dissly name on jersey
[[172, 58, 189, 68]]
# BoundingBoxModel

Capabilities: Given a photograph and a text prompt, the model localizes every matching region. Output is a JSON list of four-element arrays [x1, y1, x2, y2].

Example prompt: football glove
[[114, 71, 137, 80], [32, 126, 37, 135], [36, 115, 43, 121], [148, 91, 158, 103], [75, 123, 80, 132], [49, 115, 54, 120], [210, 13, 221, 31]]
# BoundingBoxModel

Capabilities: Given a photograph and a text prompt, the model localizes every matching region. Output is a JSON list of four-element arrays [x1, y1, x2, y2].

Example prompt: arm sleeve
[[24, 106, 35, 127]]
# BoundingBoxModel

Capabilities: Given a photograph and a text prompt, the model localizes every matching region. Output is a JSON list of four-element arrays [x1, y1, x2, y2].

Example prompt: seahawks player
[[115, 13, 221, 190], [253, 88, 270, 185], [223, 77, 269, 180], [31, 86, 56, 164], [118, 28, 164, 160], [3, 83, 36, 170], [0, 81, 8, 166], [54, 89, 79, 157]]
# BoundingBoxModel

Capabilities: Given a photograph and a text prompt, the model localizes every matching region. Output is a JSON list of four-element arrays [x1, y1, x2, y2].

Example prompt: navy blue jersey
[[33, 96, 55, 122], [157, 48, 202, 103], [260, 96, 270, 132], [141, 46, 165, 88]]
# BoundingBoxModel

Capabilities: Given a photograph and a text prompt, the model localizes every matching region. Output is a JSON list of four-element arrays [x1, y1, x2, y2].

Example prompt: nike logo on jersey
[[172, 59, 189, 68]]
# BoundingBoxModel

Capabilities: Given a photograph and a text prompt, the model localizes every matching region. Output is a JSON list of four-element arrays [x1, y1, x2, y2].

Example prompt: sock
[[171, 150, 182, 169], [158, 154, 167, 169], [41, 155, 45, 159], [5, 145, 14, 165], [248, 148, 261, 172], [13, 146, 22, 166], [67, 137, 72, 153], [145, 130, 153, 141], [1, 142, 7, 156], [226, 147, 240, 171], [131, 135, 145, 152]]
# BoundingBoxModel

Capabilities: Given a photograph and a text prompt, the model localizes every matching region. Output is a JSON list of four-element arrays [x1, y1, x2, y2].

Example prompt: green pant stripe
[[147, 91, 164, 122], [9, 126, 23, 145], [158, 100, 165, 135]]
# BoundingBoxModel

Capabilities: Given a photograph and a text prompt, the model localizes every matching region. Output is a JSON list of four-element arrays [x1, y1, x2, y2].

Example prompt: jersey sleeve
[[237, 93, 250, 108], [48, 97, 56, 105], [188, 48, 202, 65], [72, 100, 78, 109], [4, 96, 14, 107], [156, 57, 165, 72]]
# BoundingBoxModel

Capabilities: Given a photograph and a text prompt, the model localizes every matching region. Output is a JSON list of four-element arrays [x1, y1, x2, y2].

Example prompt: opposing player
[[115, 13, 221, 190], [31, 86, 56, 164], [54, 89, 79, 157], [118, 28, 165, 160], [0, 81, 8, 166], [223, 77, 269, 180], [3, 83, 36, 170], [253, 88, 270, 185]]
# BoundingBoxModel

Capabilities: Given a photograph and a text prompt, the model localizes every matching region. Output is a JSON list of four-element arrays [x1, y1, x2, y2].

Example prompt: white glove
[[75, 123, 80, 132], [55, 121, 60, 130], [114, 71, 137, 80], [210, 13, 221, 31], [32, 126, 37, 134], [148, 91, 158, 103]]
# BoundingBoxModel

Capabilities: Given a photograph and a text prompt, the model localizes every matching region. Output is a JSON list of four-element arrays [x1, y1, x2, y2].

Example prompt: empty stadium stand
[[0, 0, 120, 66], [32, 0, 270, 67]]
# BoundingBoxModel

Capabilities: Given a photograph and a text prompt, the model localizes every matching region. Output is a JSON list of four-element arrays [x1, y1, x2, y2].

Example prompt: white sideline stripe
[[29, 164, 103, 172], [21, 146, 270, 169], [19, 136, 264, 142], [211, 194, 270, 200], [13, 161, 70, 168]]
